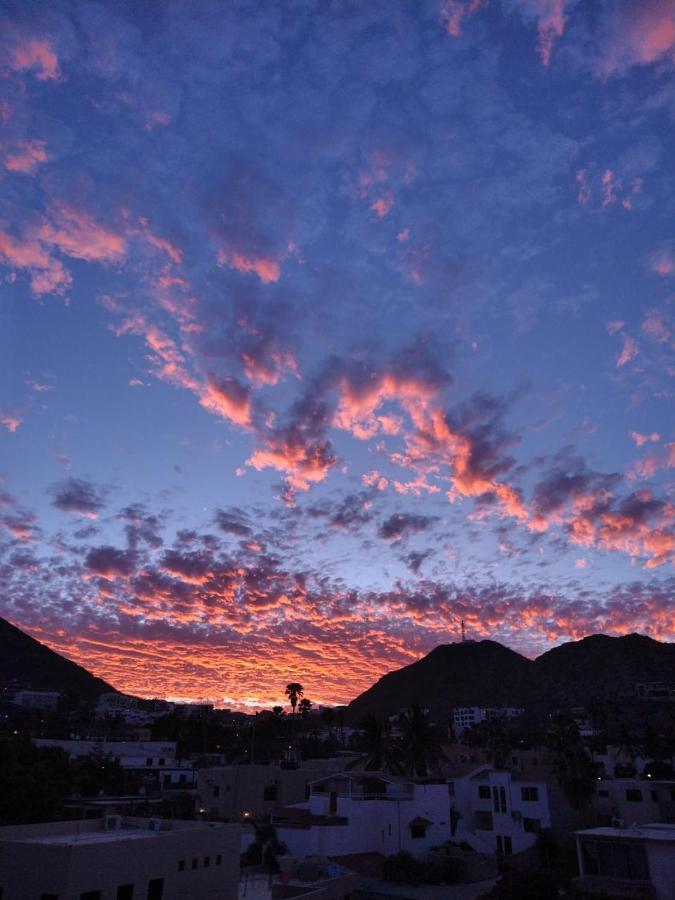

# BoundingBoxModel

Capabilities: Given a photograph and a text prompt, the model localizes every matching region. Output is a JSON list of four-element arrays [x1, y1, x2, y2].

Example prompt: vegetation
[[284, 682, 304, 715], [383, 850, 464, 885]]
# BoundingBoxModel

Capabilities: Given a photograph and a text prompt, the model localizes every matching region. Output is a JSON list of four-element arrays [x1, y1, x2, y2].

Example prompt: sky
[[0, 0, 674, 710]]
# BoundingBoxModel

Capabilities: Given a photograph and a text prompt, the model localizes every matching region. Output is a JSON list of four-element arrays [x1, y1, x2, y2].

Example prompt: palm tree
[[298, 697, 312, 719], [347, 713, 403, 774], [285, 683, 304, 715], [398, 706, 445, 778]]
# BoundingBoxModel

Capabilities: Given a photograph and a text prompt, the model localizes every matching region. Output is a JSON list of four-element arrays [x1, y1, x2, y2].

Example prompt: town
[[1, 619, 674, 899]]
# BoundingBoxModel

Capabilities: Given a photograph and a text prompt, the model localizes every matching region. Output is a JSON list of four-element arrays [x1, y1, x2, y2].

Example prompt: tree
[[347, 713, 403, 774], [285, 683, 304, 715], [398, 706, 445, 777], [298, 698, 312, 719]]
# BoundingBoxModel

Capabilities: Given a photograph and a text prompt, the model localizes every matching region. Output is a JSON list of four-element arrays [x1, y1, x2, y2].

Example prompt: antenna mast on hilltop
[[461, 619, 466, 642]]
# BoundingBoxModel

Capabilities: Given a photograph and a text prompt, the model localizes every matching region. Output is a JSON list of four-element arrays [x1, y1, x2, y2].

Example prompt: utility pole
[[461, 619, 466, 642]]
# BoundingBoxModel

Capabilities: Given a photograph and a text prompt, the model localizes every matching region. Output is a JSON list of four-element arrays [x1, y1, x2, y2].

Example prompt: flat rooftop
[[577, 823, 675, 843], [17, 829, 161, 845]]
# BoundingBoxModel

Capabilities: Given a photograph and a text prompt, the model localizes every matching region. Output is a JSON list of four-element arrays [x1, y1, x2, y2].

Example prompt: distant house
[[0, 816, 240, 899], [35, 739, 196, 791], [451, 706, 524, 737], [12, 689, 61, 711], [573, 823, 675, 899]]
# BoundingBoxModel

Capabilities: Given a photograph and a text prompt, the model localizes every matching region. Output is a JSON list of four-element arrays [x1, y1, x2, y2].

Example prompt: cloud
[[616, 334, 639, 368], [0, 230, 72, 296], [214, 508, 252, 537], [3, 139, 47, 174], [0, 411, 22, 433], [598, 0, 675, 76], [9, 38, 60, 81], [85, 546, 137, 578], [378, 512, 437, 541], [630, 431, 660, 447], [51, 478, 106, 518], [649, 245, 675, 277], [39, 204, 127, 264]]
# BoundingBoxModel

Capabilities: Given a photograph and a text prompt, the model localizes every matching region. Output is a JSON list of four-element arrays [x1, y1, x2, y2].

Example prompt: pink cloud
[[0, 412, 22, 433], [39, 204, 127, 263], [362, 470, 389, 491], [630, 431, 660, 447], [0, 230, 72, 296], [534, 0, 568, 66], [10, 39, 60, 81], [199, 375, 252, 428], [641, 309, 672, 344], [649, 246, 675, 277], [138, 218, 182, 264], [217, 249, 280, 284], [371, 194, 394, 219], [616, 335, 639, 368], [4, 139, 47, 174], [439, 0, 486, 38], [600, 0, 675, 76]]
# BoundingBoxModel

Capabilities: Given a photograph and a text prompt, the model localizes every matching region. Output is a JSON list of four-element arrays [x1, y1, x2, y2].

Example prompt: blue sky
[[0, 0, 673, 707]]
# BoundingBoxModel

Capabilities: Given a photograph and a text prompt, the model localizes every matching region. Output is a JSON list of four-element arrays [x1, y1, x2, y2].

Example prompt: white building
[[452, 706, 523, 737], [0, 815, 240, 899], [574, 823, 675, 899], [35, 739, 196, 790], [450, 765, 551, 857], [593, 777, 675, 827], [12, 689, 61, 710], [272, 773, 452, 859]]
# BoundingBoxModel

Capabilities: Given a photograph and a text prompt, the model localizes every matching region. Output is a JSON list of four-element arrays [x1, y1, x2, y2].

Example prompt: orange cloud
[[4, 139, 47, 174], [199, 375, 252, 428], [10, 39, 60, 80], [362, 470, 389, 491], [535, 0, 567, 66], [138, 218, 182, 264], [630, 431, 660, 447]]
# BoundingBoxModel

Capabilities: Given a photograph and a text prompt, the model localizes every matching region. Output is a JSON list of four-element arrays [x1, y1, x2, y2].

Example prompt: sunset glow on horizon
[[1, 0, 673, 710]]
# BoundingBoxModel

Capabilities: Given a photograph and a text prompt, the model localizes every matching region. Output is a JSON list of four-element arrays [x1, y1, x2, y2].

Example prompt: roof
[[408, 816, 433, 828], [576, 823, 675, 843]]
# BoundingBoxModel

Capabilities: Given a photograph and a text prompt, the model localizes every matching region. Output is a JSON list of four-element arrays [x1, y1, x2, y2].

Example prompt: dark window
[[264, 784, 278, 802], [191, 858, 198, 869], [147, 880, 163, 900], [163, 774, 171, 787], [500, 787, 507, 812], [40, 895, 58, 900], [496, 835, 503, 856], [523, 817, 541, 833], [213, 786, 220, 798], [410, 824, 426, 839], [146, 757, 153, 767], [158, 758, 165, 766], [80, 893, 101, 900], [598, 789, 609, 797], [582, 840, 649, 880], [625, 789, 643, 802], [179, 773, 187, 784], [478, 785, 490, 799], [204, 856, 210, 867], [447, 782, 455, 797], [504, 836, 512, 856], [216, 854, 222, 865], [651, 790, 658, 802], [475, 811, 493, 830], [521, 786, 539, 802], [117, 887, 134, 900], [178, 860, 185, 872]]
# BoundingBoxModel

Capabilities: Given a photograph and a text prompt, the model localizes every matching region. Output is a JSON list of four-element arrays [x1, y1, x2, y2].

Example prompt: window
[[521, 786, 538, 801], [191, 858, 198, 869], [204, 856, 210, 867], [216, 854, 222, 865], [178, 860, 185, 872], [117, 887, 134, 900], [475, 811, 493, 830], [493, 786, 507, 813], [625, 789, 643, 802], [651, 790, 658, 802], [410, 823, 426, 839], [264, 784, 278, 802], [582, 840, 649, 880], [213, 786, 220, 798], [478, 785, 491, 800], [447, 782, 455, 797], [504, 835, 512, 856], [598, 789, 609, 797], [158, 758, 165, 766], [147, 880, 163, 900], [523, 817, 541, 833], [40, 895, 58, 900], [146, 757, 153, 767], [80, 893, 101, 900]]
